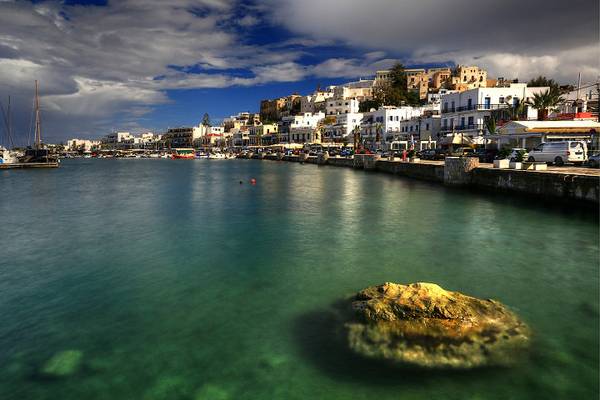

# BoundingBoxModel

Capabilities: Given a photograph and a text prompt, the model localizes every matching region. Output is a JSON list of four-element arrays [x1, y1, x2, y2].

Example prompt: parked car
[[419, 149, 437, 160], [508, 148, 529, 162], [587, 152, 600, 168], [448, 147, 475, 157], [473, 148, 498, 163], [527, 141, 588, 166]]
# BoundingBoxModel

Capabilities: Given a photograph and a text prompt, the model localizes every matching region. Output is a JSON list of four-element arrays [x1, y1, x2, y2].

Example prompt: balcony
[[442, 104, 510, 114], [439, 123, 485, 134]]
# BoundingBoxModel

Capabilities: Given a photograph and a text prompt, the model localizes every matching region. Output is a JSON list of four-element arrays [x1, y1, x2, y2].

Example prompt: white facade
[[398, 115, 441, 141], [440, 83, 549, 136], [67, 139, 101, 151], [103, 131, 133, 144], [427, 89, 459, 104], [333, 79, 374, 102], [360, 106, 434, 140], [323, 112, 363, 142], [300, 90, 334, 113], [326, 98, 360, 116], [285, 112, 325, 143]]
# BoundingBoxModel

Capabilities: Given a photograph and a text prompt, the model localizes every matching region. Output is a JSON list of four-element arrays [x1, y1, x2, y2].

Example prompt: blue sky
[[0, 0, 597, 143]]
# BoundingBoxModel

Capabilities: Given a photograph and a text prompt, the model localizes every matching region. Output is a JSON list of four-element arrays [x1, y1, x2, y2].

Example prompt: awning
[[439, 134, 474, 145]]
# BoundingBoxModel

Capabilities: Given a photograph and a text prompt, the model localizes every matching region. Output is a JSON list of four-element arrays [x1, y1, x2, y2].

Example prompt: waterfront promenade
[[252, 154, 600, 205]]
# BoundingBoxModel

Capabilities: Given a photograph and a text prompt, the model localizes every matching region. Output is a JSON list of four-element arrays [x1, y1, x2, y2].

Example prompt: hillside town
[[62, 64, 599, 161]]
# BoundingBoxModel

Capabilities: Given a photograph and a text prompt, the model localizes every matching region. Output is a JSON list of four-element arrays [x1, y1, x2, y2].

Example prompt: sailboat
[[0, 96, 19, 164], [20, 80, 59, 165]]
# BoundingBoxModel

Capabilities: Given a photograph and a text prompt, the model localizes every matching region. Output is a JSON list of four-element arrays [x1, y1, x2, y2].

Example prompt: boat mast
[[34, 80, 42, 149]]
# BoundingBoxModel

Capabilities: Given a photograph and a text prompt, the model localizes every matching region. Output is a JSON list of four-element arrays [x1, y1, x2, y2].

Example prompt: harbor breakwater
[[256, 153, 599, 205]]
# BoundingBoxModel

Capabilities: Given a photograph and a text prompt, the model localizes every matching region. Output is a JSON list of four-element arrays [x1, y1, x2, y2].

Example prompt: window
[[499, 97, 505, 104], [389, 116, 393, 121], [426, 123, 430, 130], [451, 101, 455, 112], [443, 102, 448, 112], [484, 97, 491, 109], [467, 116, 474, 127], [467, 98, 472, 109]]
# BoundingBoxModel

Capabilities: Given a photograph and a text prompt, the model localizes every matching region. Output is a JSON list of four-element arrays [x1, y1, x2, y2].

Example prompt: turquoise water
[[0, 159, 598, 399]]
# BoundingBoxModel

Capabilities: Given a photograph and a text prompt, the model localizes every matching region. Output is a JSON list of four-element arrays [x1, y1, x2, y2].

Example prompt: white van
[[527, 141, 588, 166]]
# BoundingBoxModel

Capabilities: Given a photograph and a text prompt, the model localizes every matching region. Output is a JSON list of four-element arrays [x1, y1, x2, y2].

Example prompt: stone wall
[[444, 157, 480, 186], [375, 160, 444, 182], [471, 168, 599, 204], [257, 156, 598, 205]]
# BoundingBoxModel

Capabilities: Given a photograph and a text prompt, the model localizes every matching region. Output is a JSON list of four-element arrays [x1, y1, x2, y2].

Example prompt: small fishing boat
[[208, 152, 226, 159], [171, 148, 195, 159]]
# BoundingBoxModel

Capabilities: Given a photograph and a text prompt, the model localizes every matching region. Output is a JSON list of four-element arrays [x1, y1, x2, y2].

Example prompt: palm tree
[[527, 89, 564, 120], [352, 126, 361, 152], [484, 116, 497, 136], [374, 122, 383, 150], [509, 98, 528, 120]]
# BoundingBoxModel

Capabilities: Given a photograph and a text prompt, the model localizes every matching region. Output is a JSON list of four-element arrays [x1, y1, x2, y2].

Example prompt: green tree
[[202, 113, 211, 126], [373, 63, 420, 107], [359, 99, 381, 112], [528, 76, 560, 92]]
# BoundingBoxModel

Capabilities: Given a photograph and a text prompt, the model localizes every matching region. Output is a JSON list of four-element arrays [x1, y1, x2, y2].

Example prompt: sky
[[0, 0, 598, 144]]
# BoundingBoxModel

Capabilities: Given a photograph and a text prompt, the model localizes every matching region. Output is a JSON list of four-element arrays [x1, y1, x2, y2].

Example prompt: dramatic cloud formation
[[0, 0, 597, 141], [265, 0, 599, 82]]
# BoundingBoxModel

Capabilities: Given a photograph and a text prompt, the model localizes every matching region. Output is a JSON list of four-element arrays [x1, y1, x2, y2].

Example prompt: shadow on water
[[291, 300, 505, 388]]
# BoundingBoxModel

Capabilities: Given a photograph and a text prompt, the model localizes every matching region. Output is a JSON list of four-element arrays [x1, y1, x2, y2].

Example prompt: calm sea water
[[0, 159, 598, 400]]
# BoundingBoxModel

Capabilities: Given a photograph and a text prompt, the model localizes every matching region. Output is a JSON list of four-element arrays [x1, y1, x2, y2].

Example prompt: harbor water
[[0, 159, 598, 399]]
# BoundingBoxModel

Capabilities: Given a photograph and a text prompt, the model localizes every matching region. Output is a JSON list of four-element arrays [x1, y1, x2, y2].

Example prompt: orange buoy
[[250, 178, 256, 185]]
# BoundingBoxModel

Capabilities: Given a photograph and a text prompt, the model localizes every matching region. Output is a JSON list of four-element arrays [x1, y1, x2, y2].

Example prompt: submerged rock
[[346, 282, 530, 369], [144, 376, 193, 400], [40, 350, 83, 378], [195, 383, 230, 400]]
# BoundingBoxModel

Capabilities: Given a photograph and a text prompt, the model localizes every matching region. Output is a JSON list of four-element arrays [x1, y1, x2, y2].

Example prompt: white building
[[326, 98, 360, 116], [67, 139, 101, 152], [300, 89, 335, 114], [284, 112, 325, 143], [427, 89, 459, 104], [358, 106, 439, 148], [323, 112, 363, 143], [333, 79, 374, 102], [231, 128, 250, 147], [103, 131, 133, 145], [399, 114, 441, 142], [440, 83, 549, 137]]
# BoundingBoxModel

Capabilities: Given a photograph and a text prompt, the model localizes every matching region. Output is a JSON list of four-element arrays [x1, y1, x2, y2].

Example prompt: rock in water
[[41, 350, 83, 377], [346, 282, 530, 369]]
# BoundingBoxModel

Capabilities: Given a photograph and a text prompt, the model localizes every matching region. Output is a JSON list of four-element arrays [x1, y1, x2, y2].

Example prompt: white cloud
[[410, 44, 600, 84], [238, 15, 259, 27], [0, 0, 307, 140], [264, 0, 600, 83], [0, 0, 597, 141]]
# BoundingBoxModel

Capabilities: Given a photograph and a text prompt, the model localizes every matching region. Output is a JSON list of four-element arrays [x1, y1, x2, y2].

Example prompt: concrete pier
[[255, 155, 599, 205]]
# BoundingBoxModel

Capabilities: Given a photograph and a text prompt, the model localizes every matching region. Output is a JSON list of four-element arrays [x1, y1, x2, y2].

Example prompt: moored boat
[[171, 148, 195, 159]]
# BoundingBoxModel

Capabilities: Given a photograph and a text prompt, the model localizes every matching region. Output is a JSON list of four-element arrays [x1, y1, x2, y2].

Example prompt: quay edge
[[256, 154, 599, 205]]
